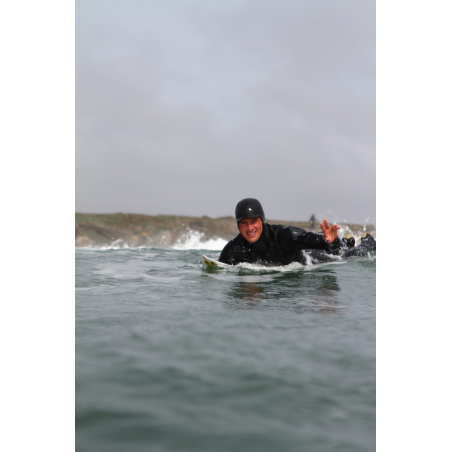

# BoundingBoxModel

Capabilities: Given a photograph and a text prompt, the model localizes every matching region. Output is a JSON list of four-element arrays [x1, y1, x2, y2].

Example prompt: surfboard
[[201, 255, 231, 269]]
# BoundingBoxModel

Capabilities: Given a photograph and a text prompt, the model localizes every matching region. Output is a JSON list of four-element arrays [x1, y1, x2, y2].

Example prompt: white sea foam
[[303, 250, 313, 266], [78, 243, 132, 250], [172, 230, 228, 250], [77, 241, 150, 250], [229, 259, 345, 273], [236, 261, 305, 272]]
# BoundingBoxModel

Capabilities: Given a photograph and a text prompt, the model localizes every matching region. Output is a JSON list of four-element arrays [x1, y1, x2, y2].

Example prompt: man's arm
[[218, 240, 237, 265], [277, 225, 342, 254]]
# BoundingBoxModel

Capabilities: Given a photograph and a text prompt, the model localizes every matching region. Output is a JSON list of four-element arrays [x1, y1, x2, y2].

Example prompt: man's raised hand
[[319, 218, 341, 243]]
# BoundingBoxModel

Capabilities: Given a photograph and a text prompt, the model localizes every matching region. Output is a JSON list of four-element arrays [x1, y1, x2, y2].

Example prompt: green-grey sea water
[[75, 246, 376, 452]]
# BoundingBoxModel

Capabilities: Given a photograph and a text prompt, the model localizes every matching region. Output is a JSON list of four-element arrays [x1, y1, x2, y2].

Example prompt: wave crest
[[172, 230, 228, 250]]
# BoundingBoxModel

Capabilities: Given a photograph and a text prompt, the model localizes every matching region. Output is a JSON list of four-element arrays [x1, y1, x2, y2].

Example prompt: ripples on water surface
[[75, 247, 376, 452]]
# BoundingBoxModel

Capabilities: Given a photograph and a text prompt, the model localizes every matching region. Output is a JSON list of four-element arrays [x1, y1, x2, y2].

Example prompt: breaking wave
[[172, 230, 227, 250]]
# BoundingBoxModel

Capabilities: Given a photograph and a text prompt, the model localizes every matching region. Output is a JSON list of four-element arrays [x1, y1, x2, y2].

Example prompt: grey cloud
[[76, 0, 375, 223]]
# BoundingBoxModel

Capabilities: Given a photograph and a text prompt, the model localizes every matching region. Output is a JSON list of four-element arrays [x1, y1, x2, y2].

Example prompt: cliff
[[75, 213, 376, 248]]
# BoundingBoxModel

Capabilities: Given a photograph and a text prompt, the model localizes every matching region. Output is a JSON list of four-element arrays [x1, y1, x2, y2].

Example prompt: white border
[[1, 1, 75, 451], [378, 1, 451, 450]]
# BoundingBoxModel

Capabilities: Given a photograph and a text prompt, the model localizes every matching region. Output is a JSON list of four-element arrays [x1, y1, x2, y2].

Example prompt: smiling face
[[238, 217, 263, 243]]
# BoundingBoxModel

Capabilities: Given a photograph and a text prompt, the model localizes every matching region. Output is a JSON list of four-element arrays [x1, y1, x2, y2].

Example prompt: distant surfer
[[218, 198, 342, 266], [309, 214, 318, 231]]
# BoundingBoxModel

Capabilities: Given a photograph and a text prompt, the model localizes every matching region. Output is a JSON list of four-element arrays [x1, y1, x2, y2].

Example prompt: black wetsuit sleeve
[[218, 240, 237, 265], [277, 226, 342, 254], [326, 237, 342, 255]]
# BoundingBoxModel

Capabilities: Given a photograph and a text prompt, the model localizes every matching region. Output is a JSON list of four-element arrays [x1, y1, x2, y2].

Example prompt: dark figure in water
[[342, 234, 355, 249], [303, 233, 356, 264], [309, 214, 318, 231], [342, 233, 376, 258], [218, 198, 342, 266], [304, 232, 375, 264]]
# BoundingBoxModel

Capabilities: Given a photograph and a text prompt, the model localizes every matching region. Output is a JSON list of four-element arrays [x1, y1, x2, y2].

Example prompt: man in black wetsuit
[[342, 233, 376, 258], [218, 198, 342, 266]]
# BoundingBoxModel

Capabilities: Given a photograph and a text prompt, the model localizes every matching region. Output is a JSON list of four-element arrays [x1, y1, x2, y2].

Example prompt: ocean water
[[75, 239, 376, 452]]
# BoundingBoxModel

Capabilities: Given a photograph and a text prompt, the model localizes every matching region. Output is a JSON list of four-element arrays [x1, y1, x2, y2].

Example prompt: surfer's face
[[238, 217, 263, 243]]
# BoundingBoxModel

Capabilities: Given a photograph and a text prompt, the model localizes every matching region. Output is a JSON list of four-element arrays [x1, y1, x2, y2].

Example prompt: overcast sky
[[76, 0, 375, 224]]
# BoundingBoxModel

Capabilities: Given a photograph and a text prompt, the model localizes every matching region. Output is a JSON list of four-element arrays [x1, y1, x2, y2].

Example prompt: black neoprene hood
[[235, 198, 266, 224], [343, 234, 355, 249], [361, 233, 376, 244]]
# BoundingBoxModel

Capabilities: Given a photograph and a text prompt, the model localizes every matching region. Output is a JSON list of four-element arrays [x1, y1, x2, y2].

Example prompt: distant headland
[[75, 213, 376, 248]]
